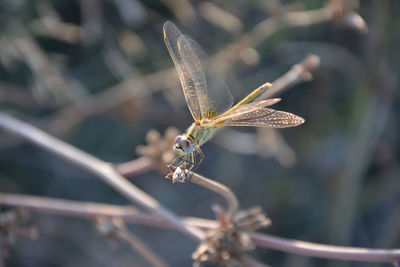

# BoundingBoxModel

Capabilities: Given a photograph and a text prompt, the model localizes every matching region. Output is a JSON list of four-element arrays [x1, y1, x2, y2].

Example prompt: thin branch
[[2, 193, 400, 264], [9, 23, 85, 104], [115, 157, 154, 177], [189, 172, 239, 219], [114, 227, 169, 267], [248, 7, 334, 44], [213, 7, 333, 71], [0, 113, 204, 241], [41, 68, 172, 137], [0, 193, 141, 221], [251, 233, 400, 264], [95, 217, 169, 267], [256, 55, 321, 100], [0, 193, 217, 229]]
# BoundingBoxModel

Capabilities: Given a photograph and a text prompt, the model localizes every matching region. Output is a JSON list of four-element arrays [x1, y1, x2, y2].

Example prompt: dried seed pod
[[192, 207, 271, 266]]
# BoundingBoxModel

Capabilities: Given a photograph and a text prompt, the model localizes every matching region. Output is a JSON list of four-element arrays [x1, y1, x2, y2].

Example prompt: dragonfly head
[[173, 135, 194, 156]]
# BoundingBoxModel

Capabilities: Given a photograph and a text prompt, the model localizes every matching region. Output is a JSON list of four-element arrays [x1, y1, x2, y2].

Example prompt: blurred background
[[0, 0, 399, 266]]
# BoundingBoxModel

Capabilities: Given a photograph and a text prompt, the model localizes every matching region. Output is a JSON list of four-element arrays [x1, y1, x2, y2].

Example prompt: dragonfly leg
[[167, 154, 196, 182], [177, 153, 195, 182], [177, 153, 195, 170], [189, 147, 204, 173], [168, 155, 181, 170], [196, 147, 204, 166]]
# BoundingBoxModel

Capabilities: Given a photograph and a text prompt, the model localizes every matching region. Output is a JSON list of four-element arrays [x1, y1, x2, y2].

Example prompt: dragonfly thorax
[[173, 135, 194, 156]]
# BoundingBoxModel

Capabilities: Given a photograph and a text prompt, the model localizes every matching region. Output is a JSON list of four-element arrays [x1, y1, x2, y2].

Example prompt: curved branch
[[251, 233, 400, 264], [0, 112, 204, 241], [1, 193, 399, 264], [115, 157, 154, 176], [189, 172, 239, 219]]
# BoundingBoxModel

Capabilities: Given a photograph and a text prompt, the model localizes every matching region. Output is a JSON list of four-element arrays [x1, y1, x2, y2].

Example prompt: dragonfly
[[163, 21, 304, 175]]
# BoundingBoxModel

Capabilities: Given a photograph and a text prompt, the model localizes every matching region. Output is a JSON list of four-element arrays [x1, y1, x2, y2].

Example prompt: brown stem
[[0, 113, 204, 241], [189, 172, 239, 219], [214, 7, 332, 71], [115, 157, 154, 176], [251, 233, 400, 264], [2, 193, 399, 264], [97, 219, 169, 267], [0, 193, 217, 229], [115, 228, 169, 267], [256, 55, 321, 100]]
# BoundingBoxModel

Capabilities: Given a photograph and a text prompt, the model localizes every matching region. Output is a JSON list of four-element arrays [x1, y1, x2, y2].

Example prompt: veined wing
[[163, 21, 234, 121], [178, 34, 234, 119], [163, 21, 201, 120], [215, 107, 305, 128], [211, 98, 281, 124]]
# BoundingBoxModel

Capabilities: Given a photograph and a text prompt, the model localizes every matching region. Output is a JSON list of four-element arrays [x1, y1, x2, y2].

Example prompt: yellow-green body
[[185, 121, 218, 148]]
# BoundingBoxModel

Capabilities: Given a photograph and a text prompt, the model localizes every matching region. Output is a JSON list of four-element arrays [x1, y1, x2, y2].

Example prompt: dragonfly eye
[[173, 136, 182, 146], [173, 135, 186, 156], [173, 135, 193, 155], [179, 138, 193, 153]]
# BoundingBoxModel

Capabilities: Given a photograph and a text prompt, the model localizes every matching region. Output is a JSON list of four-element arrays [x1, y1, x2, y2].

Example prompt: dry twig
[[2, 193, 399, 264], [0, 112, 204, 241], [115, 156, 154, 177], [134, 128, 239, 219], [256, 55, 320, 100], [189, 173, 239, 219], [192, 206, 270, 266], [95, 217, 169, 267]]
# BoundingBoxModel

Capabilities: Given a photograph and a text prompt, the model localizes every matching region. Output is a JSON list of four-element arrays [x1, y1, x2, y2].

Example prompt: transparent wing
[[221, 108, 305, 128], [176, 30, 234, 120], [163, 21, 201, 120], [211, 98, 281, 124]]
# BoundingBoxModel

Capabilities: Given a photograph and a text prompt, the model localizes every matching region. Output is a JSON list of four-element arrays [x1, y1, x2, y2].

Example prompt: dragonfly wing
[[222, 108, 305, 128], [177, 34, 234, 119], [211, 98, 281, 124], [163, 21, 202, 120]]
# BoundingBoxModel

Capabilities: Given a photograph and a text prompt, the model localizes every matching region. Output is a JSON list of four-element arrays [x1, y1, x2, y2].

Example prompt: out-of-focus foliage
[[0, 0, 399, 266]]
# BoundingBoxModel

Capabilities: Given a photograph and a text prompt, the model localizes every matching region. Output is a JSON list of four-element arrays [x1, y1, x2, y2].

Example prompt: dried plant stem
[[189, 172, 239, 218], [0, 193, 216, 229], [256, 55, 320, 100], [248, 7, 333, 45], [113, 227, 169, 267], [0, 193, 141, 221], [251, 233, 400, 264], [115, 157, 154, 176], [0, 112, 204, 241], [10, 23, 84, 104], [2, 193, 399, 264], [214, 7, 333, 70]]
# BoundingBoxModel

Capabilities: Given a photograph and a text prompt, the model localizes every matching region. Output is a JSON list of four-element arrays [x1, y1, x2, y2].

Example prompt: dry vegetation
[[0, 0, 399, 266]]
